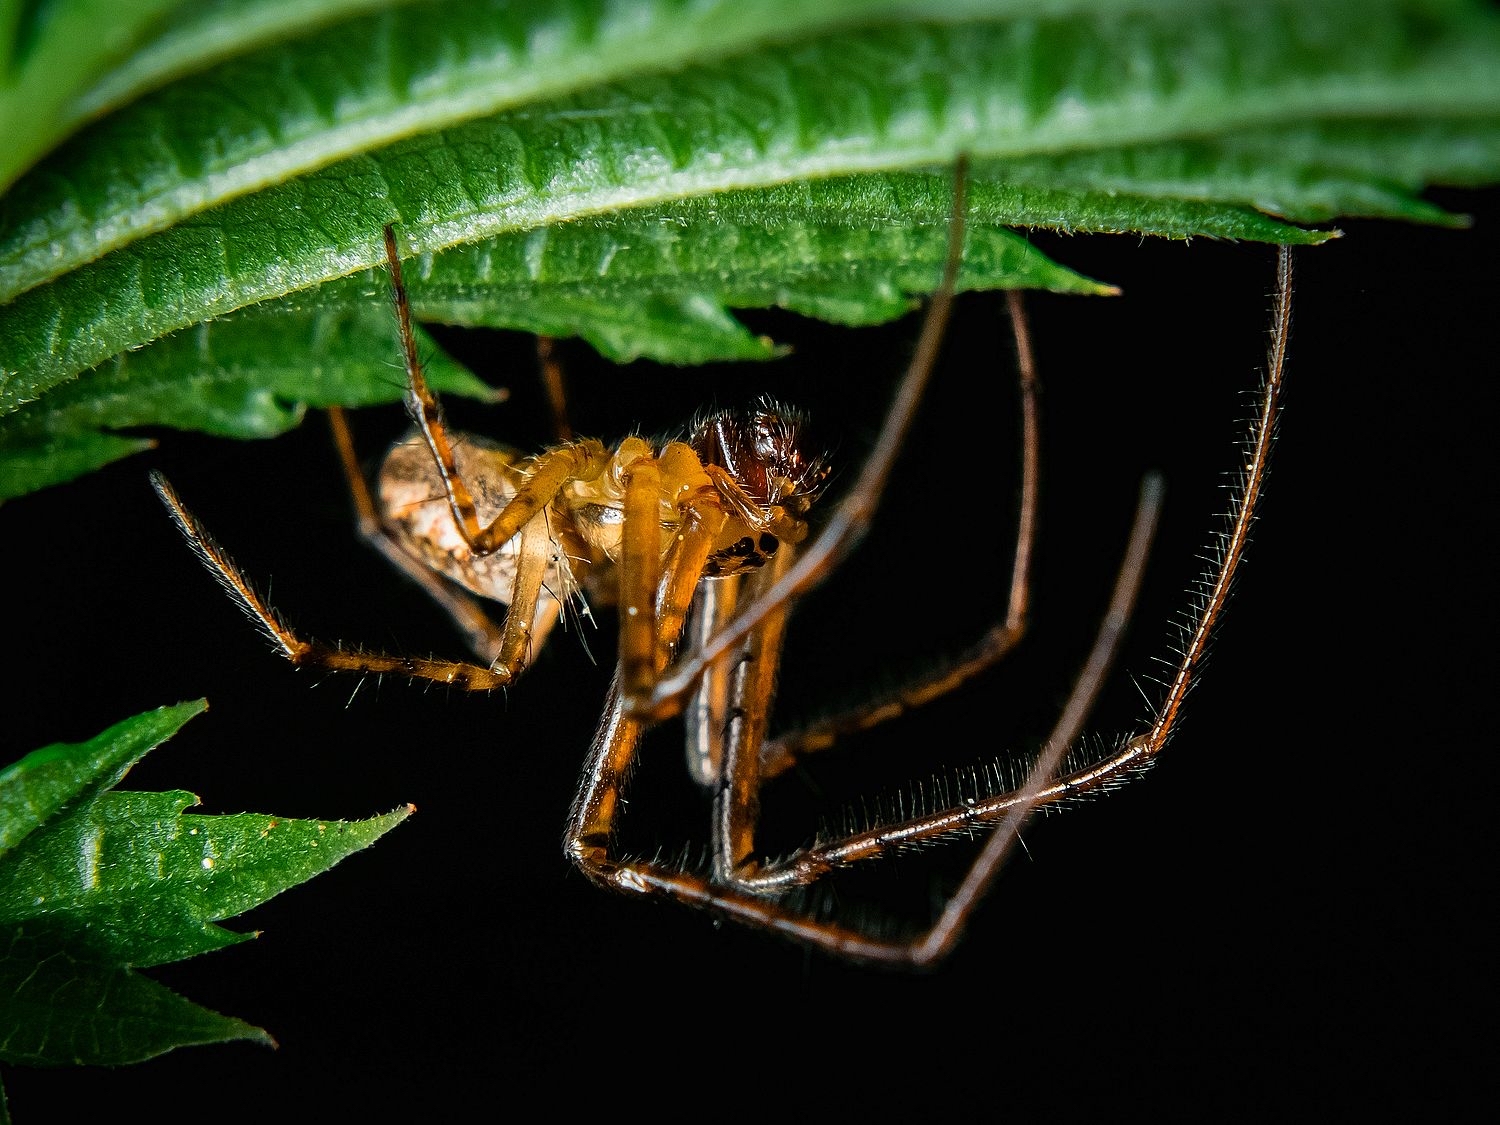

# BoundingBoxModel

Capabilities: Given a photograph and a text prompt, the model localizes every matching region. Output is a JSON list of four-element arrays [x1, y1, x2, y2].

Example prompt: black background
[[3, 187, 1493, 1116]]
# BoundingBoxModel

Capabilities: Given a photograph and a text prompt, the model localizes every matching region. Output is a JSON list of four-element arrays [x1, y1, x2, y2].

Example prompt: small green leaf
[[0, 706, 414, 1066], [0, 701, 205, 858], [0, 926, 274, 1067], [0, 430, 156, 501], [0, 787, 415, 968]]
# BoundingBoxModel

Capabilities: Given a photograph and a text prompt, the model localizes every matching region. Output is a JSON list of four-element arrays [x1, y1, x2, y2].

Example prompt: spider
[[151, 166, 1292, 968]]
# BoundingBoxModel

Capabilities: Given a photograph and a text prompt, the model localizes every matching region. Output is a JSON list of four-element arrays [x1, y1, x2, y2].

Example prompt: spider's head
[[690, 398, 829, 575], [689, 396, 828, 511]]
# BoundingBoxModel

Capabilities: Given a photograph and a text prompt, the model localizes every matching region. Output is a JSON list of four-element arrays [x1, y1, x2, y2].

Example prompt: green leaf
[[0, 428, 154, 500], [962, 128, 1495, 226], [0, 928, 273, 1066], [0, 0, 898, 303], [0, 789, 415, 967], [0, 302, 497, 500], [364, 175, 1171, 361], [68, 1, 417, 124], [0, 164, 1329, 419], [9, 0, 1498, 306], [0, 706, 414, 1066], [385, 168, 1323, 341], [0, 0, 1498, 500], [3, 3, 1497, 408], [0, 701, 204, 858]]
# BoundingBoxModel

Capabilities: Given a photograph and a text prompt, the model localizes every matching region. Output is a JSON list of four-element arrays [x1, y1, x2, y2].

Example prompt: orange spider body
[[376, 402, 825, 693]]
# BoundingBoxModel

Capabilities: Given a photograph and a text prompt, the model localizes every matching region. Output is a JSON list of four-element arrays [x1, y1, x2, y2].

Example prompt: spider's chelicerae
[[152, 170, 1292, 968]]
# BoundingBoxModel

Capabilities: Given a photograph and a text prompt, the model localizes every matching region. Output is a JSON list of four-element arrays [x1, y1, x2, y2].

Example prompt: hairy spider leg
[[150, 470, 516, 690], [566, 478, 1158, 963], [152, 433, 722, 693], [566, 244, 1293, 966], [152, 224, 591, 690], [324, 296, 578, 664], [902, 246, 1293, 963], [759, 286, 1040, 777]]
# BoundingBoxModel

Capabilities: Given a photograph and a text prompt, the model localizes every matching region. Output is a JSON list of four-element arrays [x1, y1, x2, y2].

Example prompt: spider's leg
[[715, 472, 1158, 895], [731, 472, 1161, 886], [760, 287, 1042, 777], [535, 335, 575, 444], [736, 249, 1289, 957], [1134, 246, 1292, 758], [490, 509, 557, 676], [708, 547, 795, 883], [616, 455, 666, 696], [563, 510, 1117, 969], [327, 406, 510, 664], [383, 226, 596, 559], [629, 158, 971, 721], [151, 471, 513, 690], [569, 671, 900, 963], [567, 503, 740, 866], [683, 574, 742, 787], [565, 681, 954, 961], [897, 247, 1292, 963], [615, 444, 729, 700]]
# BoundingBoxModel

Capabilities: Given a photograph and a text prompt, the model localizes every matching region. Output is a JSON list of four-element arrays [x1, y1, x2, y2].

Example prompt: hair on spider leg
[[1123, 293, 1290, 765], [782, 716, 1156, 892]]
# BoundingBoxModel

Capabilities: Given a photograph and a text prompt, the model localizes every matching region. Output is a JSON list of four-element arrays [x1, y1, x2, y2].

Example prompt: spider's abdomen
[[378, 432, 587, 620]]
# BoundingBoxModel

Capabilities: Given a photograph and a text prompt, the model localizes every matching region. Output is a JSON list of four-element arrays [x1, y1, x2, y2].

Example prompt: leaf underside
[[0, 0, 1495, 500]]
